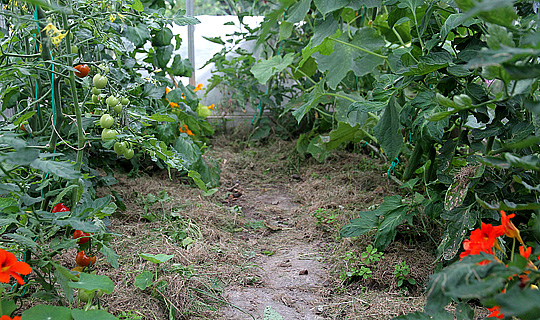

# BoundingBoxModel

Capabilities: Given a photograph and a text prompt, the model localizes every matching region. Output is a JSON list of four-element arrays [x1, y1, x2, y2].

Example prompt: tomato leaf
[[373, 96, 403, 161]]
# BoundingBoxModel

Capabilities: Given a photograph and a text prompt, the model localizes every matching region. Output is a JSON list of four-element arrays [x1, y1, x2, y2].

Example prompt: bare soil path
[[221, 185, 327, 319]]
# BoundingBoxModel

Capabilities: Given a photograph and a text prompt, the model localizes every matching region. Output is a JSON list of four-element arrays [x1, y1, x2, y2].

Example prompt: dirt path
[[221, 185, 328, 319]]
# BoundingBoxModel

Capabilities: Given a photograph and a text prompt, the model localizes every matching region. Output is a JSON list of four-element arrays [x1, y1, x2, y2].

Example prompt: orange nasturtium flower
[[500, 210, 525, 245], [179, 124, 194, 136], [170, 102, 179, 108], [194, 83, 203, 92], [0, 249, 32, 285], [0, 315, 22, 320], [519, 246, 532, 260], [460, 223, 504, 260], [487, 306, 504, 319], [208, 104, 215, 110]]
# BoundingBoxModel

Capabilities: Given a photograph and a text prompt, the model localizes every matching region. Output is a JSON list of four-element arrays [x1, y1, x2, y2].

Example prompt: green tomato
[[114, 141, 126, 155], [124, 148, 134, 159], [92, 94, 100, 104], [99, 114, 114, 128], [101, 128, 118, 141], [78, 289, 95, 303], [113, 104, 123, 113], [106, 96, 119, 108], [121, 97, 129, 105], [197, 105, 211, 118], [92, 87, 101, 95], [71, 45, 79, 54], [93, 74, 107, 89], [100, 64, 109, 75]]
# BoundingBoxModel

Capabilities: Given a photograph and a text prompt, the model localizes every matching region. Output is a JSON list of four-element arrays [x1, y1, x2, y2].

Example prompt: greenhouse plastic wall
[[171, 15, 265, 124]]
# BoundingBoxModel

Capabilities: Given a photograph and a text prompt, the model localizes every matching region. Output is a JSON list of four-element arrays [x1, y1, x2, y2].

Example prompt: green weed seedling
[[340, 245, 384, 283], [313, 208, 338, 226], [393, 261, 416, 288]]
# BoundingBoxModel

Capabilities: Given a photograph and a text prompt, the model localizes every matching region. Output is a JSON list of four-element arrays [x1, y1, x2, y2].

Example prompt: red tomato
[[52, 203, 69, 213], [76, 251, 97, 267], [74, 64, 89, 78], [73, 230, 91, 244]]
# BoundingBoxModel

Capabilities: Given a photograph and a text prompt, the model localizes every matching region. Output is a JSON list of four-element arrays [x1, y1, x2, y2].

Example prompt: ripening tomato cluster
[[52, 203, 97, 268]]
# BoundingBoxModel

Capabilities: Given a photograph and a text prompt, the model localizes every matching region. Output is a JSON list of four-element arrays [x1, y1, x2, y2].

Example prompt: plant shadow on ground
[[90, 127, 488, 319]]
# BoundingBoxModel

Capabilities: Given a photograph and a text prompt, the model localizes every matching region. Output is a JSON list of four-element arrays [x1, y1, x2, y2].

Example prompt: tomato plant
[[74, 64, 89, 78], [72, 230, 91, 244], [76, 251, 97, 267]]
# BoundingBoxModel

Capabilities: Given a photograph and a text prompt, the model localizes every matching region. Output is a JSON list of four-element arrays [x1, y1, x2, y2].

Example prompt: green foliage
[[0, 0, 214, 317], [393, 261, 416, 287], [340, 245, 384, 283]]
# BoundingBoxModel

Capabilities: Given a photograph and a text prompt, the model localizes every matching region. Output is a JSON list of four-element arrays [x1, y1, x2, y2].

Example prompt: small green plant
[[262, 250, 275, 256], [118, 310, 144, 320], [312, 208, 338, 226], [340, 245, 384, 283], [393, 261, 416, 288]]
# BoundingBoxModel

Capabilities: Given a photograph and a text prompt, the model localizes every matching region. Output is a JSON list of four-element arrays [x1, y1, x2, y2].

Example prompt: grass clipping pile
[[97, 173, 249, 319], [95, 133, 437, 319]]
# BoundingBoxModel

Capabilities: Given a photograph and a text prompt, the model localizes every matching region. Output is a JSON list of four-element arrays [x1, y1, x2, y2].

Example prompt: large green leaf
[[401, 51, 453, 76], [455, 0, 517, 28], [123, 24, 150, 48], [496, 285, 540, 320], [1, 148, 39, 166], [340, 210, 378, 237], [251, 53, 295, 84], [313, 0, 350, 16], [286, 0, 312, 23], [30, 159, 81, 179], [139, 253, 174, 264], [374, 206, 408, 249], [325, 122, 364, 150], [100, 245, 120, 269], [373, 96, 403, 161], [153, 44, 173, 69], [134, 270, 154, 290], [22, 305, 72, 320], [314, 29, 385, 89], [151, 27, 173, 46], [71, 309, 117, 320], [68, 273, 115, 294], [291, 81, 325, 123], [311, 16, 339, 47]]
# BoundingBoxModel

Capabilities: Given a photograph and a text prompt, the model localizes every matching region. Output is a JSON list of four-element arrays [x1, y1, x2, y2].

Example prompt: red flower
[[0, 249, 32, 285], [0, 316, 21, 320], [500, 210, 524, 245], [519, 246, 532, 260], [487, 306, 504, 319], [460, 223, 504, 260]]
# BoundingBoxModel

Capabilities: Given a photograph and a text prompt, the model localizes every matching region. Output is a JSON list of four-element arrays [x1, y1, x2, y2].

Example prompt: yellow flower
[[42, 23, 68, 47], [208, 104, 215, 110], [166, 87, 171, 94], [51, 30, 68, 47], [194, 83, 203, 92], [117, 13, 126, 22], [109, 14, 117, 23]]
